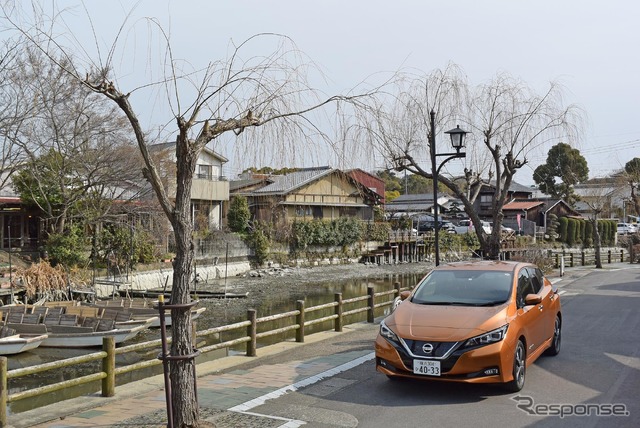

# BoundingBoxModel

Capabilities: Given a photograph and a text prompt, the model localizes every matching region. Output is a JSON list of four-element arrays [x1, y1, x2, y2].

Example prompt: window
[[526, 267, 544, 293], [295, 206, 312, 217], [197, 164, 212, 180], [516, 269, 534, 308]]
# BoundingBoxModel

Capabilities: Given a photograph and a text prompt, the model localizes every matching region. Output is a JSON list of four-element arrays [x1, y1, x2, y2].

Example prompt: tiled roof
[[503, 201, 545, 210], [253, 167, 334, 194]]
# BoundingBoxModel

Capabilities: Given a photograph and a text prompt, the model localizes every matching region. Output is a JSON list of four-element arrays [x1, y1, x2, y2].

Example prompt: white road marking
[[228, 352, 375, 425]]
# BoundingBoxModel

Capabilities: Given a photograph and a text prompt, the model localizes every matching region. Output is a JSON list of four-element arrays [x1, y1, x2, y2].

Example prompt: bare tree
[[353, 66, 583, 259], [0, 37, 30, 191], [6, 5, 376, 424], [580, 185, 615, 268], [8, 47, 140, 234]]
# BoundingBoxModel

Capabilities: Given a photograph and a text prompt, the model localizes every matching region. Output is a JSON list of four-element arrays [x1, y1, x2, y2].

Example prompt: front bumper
[[375, 333, 515, 384]]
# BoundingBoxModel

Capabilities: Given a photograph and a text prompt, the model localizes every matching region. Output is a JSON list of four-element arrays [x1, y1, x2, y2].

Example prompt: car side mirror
[[400, 290, 411, 301], [524, 293, 542, 306]]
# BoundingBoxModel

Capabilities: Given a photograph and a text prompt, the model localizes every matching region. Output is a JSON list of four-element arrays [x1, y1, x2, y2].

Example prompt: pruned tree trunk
[[591, 218, 603, 269]]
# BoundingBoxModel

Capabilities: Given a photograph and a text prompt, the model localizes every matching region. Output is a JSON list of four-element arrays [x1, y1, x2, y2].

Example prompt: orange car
[[375, 260, 561, 391]]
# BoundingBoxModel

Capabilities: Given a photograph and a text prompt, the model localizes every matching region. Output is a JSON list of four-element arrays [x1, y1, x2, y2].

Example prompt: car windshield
[[411, 269, 513, 306]]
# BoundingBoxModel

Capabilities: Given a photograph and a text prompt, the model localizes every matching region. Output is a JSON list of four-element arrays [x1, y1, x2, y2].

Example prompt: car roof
[[434, 260, 531, 273]]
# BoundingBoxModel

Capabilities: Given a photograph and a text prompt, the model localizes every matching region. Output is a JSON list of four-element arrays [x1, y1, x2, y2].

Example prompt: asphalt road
[[248, 265, 640, 428]]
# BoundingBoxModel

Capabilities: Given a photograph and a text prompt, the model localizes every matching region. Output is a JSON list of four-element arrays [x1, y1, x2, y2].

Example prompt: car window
[[412, 270, 512, 306], [526, 267, 544, 293], [516, 269, 535, 308]]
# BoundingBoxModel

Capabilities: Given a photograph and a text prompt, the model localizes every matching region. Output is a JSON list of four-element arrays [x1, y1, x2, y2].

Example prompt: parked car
[[412, 215, 448, 232], [617, 223, 638, 235], [453, 219, 492, 234], [375, 260, 562, 391]]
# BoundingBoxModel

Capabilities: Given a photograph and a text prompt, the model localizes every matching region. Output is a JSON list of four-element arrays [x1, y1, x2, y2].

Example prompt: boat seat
[[49, 325, 94, 334], [30, 306, 50, 317], [21, 313, 43, 324], [59, 314, 79, 326], [6, 313, 24, 324], [65, 306, 100, 318], [96, 319, 116, 332], [82, 317, 101, 331], [0, 326, 16, 338], [6, 322, 48, 335]]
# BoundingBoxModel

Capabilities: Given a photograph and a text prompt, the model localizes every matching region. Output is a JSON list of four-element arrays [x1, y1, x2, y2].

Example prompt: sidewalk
[[10, 261, 637, 428], [11, 323, 379, 428]]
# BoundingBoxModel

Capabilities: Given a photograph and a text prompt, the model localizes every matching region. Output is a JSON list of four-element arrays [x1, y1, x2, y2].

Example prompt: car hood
[[388, 301, 508, 341]]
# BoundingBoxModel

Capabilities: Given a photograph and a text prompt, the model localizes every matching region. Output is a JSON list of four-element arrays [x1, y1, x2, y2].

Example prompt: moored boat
[[6, 320, 146, 348], [0, 326, 48, 355]]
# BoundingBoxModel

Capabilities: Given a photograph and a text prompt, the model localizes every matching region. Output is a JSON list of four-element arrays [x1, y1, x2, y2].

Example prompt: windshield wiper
[[416, 301, 470, 306], [470, 300, 506, 307]]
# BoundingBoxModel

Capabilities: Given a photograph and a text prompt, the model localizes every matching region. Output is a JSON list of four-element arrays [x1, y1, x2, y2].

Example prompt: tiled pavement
[[12, 324, 377, 428]]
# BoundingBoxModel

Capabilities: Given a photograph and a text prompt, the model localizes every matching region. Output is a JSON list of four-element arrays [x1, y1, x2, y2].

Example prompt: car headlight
[[462, 325, 508, 349], [380, 320, 400, 345]]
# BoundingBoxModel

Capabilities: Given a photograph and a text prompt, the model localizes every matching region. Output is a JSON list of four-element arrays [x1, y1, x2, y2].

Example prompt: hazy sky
[[10, 0, 640, 185]]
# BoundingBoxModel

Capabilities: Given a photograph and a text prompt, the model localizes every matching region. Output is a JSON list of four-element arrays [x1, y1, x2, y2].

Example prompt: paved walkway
[[9, 261, 635, 427], [10, 323, 378, 428]]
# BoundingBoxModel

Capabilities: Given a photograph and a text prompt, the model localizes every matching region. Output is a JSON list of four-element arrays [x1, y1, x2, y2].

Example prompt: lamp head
[[444, 125, 469, 152]]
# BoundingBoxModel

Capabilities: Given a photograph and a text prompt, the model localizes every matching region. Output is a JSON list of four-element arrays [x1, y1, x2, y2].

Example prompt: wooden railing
[[551, 249, 627, 268], [0, 282, 410, 425]]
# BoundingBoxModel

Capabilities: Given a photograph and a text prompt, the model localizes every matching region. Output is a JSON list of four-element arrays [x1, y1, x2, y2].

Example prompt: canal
[[6, 269, 425, 414]]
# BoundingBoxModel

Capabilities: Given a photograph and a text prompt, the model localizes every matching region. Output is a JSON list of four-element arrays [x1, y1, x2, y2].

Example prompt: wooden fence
[[0, 282, 409, 425], [551, 249, 627, 268]]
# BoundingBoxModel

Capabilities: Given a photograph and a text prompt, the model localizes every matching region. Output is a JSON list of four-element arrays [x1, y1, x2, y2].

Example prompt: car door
[[527, 267, 556, 343], [515, 267, 547, 355]]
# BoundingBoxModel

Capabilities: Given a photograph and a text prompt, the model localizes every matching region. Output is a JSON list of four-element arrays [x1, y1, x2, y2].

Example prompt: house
[[503, 198, 581, 235], [472, 181, 534, 220], [346, 169, 385, 205], [573, 177, 627, 219], [384, 193, 459, 219], [231, 167, 380, 223], [149, 142, 230, 231]]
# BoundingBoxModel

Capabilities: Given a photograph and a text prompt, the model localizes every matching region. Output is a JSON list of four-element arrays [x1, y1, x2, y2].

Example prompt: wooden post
[[608, 250, 612, 264], [555, 253, 559, 268], [247, 309, 257, 357], [296, 300, 305, 343], [621, 249, 625, 263], [570, 253, 574, 267], [102, 336, 116, 397], [394, 282, 401, 299], [367, 286, 375, 323], [0, 357, 7, 428], [334, 293, 343, 332], [581, 251, 585, 266]]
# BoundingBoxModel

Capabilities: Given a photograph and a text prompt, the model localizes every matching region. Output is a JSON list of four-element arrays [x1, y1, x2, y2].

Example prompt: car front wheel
[[506, 340, 526, 392]]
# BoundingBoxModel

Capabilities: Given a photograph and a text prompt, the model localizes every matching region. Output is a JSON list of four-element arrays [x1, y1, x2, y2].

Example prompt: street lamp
[[430, 110, 469, 266]]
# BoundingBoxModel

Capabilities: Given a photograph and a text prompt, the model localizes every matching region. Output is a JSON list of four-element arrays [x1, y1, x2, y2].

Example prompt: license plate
[[413, 359, 441, 376]]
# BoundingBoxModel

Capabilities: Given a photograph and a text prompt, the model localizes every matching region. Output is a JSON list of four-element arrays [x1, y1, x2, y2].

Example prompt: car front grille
[[403, 339, 458, 358]]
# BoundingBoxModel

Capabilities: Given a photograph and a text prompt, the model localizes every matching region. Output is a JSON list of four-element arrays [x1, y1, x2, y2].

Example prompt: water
[[6, 270, 424, 413]]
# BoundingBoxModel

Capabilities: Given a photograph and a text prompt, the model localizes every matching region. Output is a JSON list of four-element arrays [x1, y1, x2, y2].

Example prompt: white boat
[[0, 327, 48, 355], [40, 324, 147, 348], [7, 322, 147, 348]]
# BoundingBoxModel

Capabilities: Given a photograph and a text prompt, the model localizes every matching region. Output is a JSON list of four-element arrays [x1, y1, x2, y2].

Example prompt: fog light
[[483, 367, 499, 376]]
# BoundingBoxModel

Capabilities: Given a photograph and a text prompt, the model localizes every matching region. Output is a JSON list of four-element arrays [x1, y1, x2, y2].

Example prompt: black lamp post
[[430, 110, 468, 266]]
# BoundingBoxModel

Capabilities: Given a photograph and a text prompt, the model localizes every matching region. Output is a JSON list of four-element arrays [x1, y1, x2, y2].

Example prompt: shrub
[[45, 225, 87, 268], [558, 217, 568, 243], [227, 196, 251, 233], [248, 228, 270, 267]]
